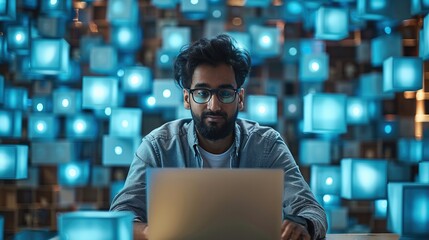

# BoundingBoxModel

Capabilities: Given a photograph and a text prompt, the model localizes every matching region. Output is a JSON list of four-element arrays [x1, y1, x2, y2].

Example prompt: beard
[[191, 108, 238, 141]]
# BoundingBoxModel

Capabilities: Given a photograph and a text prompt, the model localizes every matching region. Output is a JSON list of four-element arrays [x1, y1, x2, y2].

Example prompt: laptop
[[147, 168, 284, 240]]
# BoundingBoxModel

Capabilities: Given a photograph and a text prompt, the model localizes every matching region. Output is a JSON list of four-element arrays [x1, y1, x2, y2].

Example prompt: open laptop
[[147, 168, 284, 240]]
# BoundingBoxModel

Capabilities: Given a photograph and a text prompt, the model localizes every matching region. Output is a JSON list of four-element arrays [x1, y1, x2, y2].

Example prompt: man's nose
[[207, 94, 221, 111]]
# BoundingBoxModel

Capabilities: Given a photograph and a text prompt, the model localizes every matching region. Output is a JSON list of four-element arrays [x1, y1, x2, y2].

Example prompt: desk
[[327, 234, 399, 240]]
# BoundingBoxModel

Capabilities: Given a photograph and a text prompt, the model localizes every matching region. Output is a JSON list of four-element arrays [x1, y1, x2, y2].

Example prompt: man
[[110, 34, 327, 240]]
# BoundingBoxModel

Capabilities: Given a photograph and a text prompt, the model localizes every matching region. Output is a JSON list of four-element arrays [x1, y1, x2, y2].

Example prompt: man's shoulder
[[236, 118, 280, 139], [145, 118, 192, 141]]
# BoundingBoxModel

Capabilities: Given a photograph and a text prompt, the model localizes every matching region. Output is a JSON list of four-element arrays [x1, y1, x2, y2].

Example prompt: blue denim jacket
[[110, 118, 327, 239]]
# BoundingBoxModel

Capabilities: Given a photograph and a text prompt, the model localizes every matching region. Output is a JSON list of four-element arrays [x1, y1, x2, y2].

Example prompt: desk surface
[[327, 234, 399, 240]]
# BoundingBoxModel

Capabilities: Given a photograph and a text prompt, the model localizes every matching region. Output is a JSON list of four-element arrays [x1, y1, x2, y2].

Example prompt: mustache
[[202, 111, 227, 119]]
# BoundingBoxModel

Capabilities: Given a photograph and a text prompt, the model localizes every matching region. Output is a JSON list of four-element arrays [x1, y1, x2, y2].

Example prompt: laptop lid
[[147, 168, 284, 240]]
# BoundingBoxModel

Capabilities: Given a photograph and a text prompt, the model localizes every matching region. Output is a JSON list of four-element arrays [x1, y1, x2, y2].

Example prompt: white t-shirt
[[198, 145, 233, 168]]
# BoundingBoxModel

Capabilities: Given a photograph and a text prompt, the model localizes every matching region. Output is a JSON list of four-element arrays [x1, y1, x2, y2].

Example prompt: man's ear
[[238, 88, 244, 111], [183, 89, 190, 109]]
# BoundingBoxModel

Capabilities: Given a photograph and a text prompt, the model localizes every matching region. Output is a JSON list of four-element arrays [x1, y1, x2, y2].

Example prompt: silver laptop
[[147, 168, 284, 240]]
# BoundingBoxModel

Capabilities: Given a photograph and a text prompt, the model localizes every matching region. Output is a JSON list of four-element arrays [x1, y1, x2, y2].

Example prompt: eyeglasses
[[187, 88, 240, 104]]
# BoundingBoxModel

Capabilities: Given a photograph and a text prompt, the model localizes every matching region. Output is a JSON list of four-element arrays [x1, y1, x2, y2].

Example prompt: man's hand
[[281, 220, 311, 240], [133, 222, 149, 240]]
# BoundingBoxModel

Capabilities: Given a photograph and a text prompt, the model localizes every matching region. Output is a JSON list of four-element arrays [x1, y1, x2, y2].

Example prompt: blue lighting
[[107, 0, 139, 24], [357, 0, 388, 20], [243, 0, 270, 7], [31, 141, 75, 165], [80, 35, 104, 62], [152, 0, 178, 9], [374, 199, 388, 219], [28, 114, 59, 139], [283, 97, 302, 120], [181, 0, 208, 20], [82, 76, 119, 109], [102, 136, 141, 166], [90, 46, 118, 74], [371, 34, 403, 66], [145, 79, 182, 108], [162, 27, 191, 54], [326, 207, 348, 232], [58, 161, 90, 187], [250, 25, 280, 58], [246, 95, 277, 125], [311, 165, 341, 196], [91, 166, 111, 187], [347, 98, 369, 125], [66, 114, 98, 139], [110, 181, 126, 202], [283, 0, 303, 22], [383, 57, 423, 92], [303, 93, 347, 134], [412, 0, 429, 15], [384, 26, 392, 34], [226, 32, 251, 53], [0, 110, 22, 138], [341, 158, 388, 200], [40, 0, 71, 17], [122, 66, 152, 93], [156, 49, 175, 69], [299, 139, 331, 166], [0, 144, 28, 179], [32, 96, 52, 112], [3, 87, 28, 110], [299, 53, 329, 81], [111, 25, 142, 52], [53, 89, 81, 114], [30, 38, 70, 75], [358, 73, 395, 99], [315, 7, 349, 40], [0, 214, 3, 239], [0, 0, 16, 21], [6, 25, 29, 53], [420, 161, 429, 183], [109, 108, 142, 137], [397, 138, 423, 164], [58, 211, 134, 240]]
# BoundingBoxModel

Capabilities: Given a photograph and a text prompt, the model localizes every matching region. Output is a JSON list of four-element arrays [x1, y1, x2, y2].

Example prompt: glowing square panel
[[283, 40, 300, 62], [145, 79, 182, 108], [420, 161, 429, 183], [0, 110, 22, 138], [358, 72, 395, 99], [152, 0, 178, 9], [226, 31, 251, 53], [58, 211, 134, 240], [162, 26, 191, 53], [109, 108, 142, 137], [383, 57, 423, 93], [412, 0, 429, 15], [357, 0, 389, 20], [82, 76, 119, 109], [181, 0, 208, 20], [111, 25, 142, 52], [28, 114, 58, 139], [347, 97, 370, 125], [341, 158, 388, 200], [32, 96, 53, 112], [0, 144, 28, 179], [3, 87, 28, 110], [300, 39, 325, 55], [377, 119, 398, 140], [299, 53, 329, 81], [246, 95, 277, 125], [303, 93, 347, 134], [91, 166, 111, 187], [90, 46, 118, 74], [53, 89, 81, 114], [37, 15, 66, 38], [102, 135, 141, 166], [397, 138, 422, 164], [371, 34, 402, 66], [310, 165, 341, 196], [31, 140, 75, 165], [282, 0, 303, 22], [315, 6, 349, 40], [374, 199, 388, 219], [299, 139, 331, 166], [30, 38, 70, 75], [80, 35, 104, 62], [156, 49, 176, 70], [58, 161, 90, 187], [65, 114, 98, 140], [244, 0, 270, 7], [6, 25, 29, 53], [122, 66, 152, 94], [249, 25, 280, 58], [107, 0, 138, 24], [0, 0, 16, 21], [283, 97, 302, 120], [387, 183, 429, 238], [40, 0, 71, 17]]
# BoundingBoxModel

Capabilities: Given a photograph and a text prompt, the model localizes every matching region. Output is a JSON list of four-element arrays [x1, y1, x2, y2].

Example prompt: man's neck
[[197, 133, 234, 154]]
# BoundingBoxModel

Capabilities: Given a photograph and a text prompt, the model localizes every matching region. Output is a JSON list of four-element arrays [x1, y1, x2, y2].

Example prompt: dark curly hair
[[173, 34, 251, 89]]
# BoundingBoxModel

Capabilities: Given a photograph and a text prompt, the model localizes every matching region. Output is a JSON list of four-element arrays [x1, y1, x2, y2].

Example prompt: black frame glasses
[[187, 88, 240, 104]]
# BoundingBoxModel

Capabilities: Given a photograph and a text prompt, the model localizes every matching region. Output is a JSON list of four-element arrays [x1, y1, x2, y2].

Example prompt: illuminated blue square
[[383, 57, 423, 93], [109, 108, 142, 137], [0, 214, 3, 239], [303, 93, 347, 134], [156, 49, 175, 70], [283, 97, 302, 120], [282, 0, 303, 22], [90, 46, 118, 74], [122, 66, 152, 94], [0, 0, 16, 21], [152, 0, 178, 9], [111, 25, 142, 52], [0, 110, 22, 138], [82, 76, 119, 109], [300, 39, 325, 55], [102, 135, 141, 166], [30, 38, 70, 75], [91, 166, 111, 187], [0, 35, 10, 63], [226, 31, 251, 53], [80, 35, 104, 62], [371, 34, 402, 66], [311, 165, 341, 196], [358, 73, 395, 99], [397, 138, 422, 164], [40, 0, 72, 17], [0, 145, 28, 179], [176, 106, 192, 119], [325, 207, 348, 232], [377, 119, 398, 139], [246, 95, 277, 125], [249, 25, 280, 58], [316, 195, 342, 209], [299, 53, 329, 81], [387, 183, 429, 238], [374, 199, 388, 219], [299, 139, 331, 166], [207, 4, 226, 21], [347, 97, 370, 125], [315, 7, 349, 40], [58, 60, 81, 83], [357, 0, 389, 20], [58, 161, 90, 187], [53, 89, 81, 114], [110, 181, 125, 202], [31, 140, 75, 165], [59, 211, 133, 240], [181, 0, 208, 20], [107, 0, 138, 24], [419, 29, 427, 59], [146, 79, 182, 108], [412, 0, 429, 15], [162, 26, 191, 54], [283, 40, 300, 62], [244, 0, 270, 7], [37, 16, 66, 38], [32, 96, 53, 112], [420, 161, 429, 183], [3, 87, 28, 110], [6, 25, 29, 53], [341, 158, 388, 200], [28, 114, 58, 139], [65, 114, 98, 139]]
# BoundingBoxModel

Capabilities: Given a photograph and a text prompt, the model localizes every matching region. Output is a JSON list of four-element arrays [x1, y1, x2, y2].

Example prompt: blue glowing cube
[[30, 38, 70, 75], [53, 89, 81, 115], [357, 0, 389, 20], [109, 108, 142, 137], [419, 29, 427, 59], [90, 46, 118, 74], [111, 25, 142, 52], [244, 0, 270, 7], [283, 97, 302, 120], [91, 166, 111, 187], [303, 93, 347, 134], [341, 158, 388, 200], [122, 66, 152, 94], [28, 114, 58, 139], [358, 73, 395, 99], [300, 39, 325, 55], [283, 40, 300, 62], [107, 0, 139, 24], [397, 138, 423, 164], [3, 87, 28, 110], [6, 25, 29, 53], [162, 26, 191, 54], [246, 95, 277, 125], [412, 0, 429, 15], [82, 76, 119, 109], [299, 139, 332, 166], [65, 114, 98, 139], [156, 49, 176, 70], [80, 35, 104, 62], [299, 53, 329, 81], [383, 57, 423, 93], [32, 96, 52, 112], [40, 0, 71, 17], [0, 0, 16, 21], [0, 110, 22, 138], [110, 181, 126, 202], [181, 0, 208, 20], [207, 4, 226, 21], [317, 194, 342, 209], [326, 207, 348, 232], [374, 199, 388, 219], [0, 144, 28, 179], [347, 97, 370, 125], [420, 161, 429, 183], [377, 119, 398, 139], [102, 135, 141, 166], [311, 165, 341, 196], [58, 60, 81, 83], [315, 7, 349, 40], [387, 183, 429, 238], [58, 161, 90, 187], [59, 211, 134, 240], [147, 79, 182, 108], [152, 0, 178, 9], [249, 25, 280, 58], [282, 0, 303, 22], [37, 15, 66, 38], [226, 31, 251, 53], [31, 140, 75, 165], [371, 34, 402, 67]]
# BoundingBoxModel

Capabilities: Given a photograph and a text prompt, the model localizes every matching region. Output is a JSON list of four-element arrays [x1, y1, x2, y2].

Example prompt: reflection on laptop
[[147, 168, 284, 240]]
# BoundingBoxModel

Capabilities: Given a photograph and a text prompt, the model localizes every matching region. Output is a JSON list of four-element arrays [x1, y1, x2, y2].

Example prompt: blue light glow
[[107, 0, 138, 24], [0, 144, 28, 179], [162, 27, 190, 53], [30, 38, 70, 75], [299, 139, 331, 166], [102, 136, 141, 166], [148, 79, 182, 108], [246, 95, 277, 125], [250, 25, 280, 58], [28, 114, 58, 139], [374, 199, 388, 218], [90, 46, 118, 74], [299, 53, 329, 81], [315, 7, 349, 40], [370, 0, 387, 10], [397, 138, 423, 164], [111, 25, 142, 52], [58, 161, 90, 186], [122, 66, 152, 93], [347, 98, 369, 125], [311, 165, 341, 195], [82, 76, 119, 109], [420, 161, 429, 183], [7, 26, 29, 52], [0, 110, 21, 138], [383, 57, 423, 92], [66, 114, 97, 139], [226, 32, 251, 53], [371, 34, 403, 66], [286, 1, 302, 15], [53, 89, 81, 114], [109, 108, 142, 137], [151, 0, 178, 9]]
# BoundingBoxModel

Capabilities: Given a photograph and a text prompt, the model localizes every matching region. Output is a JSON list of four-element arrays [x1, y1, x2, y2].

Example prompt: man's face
[[183, 63, 244, 141]]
